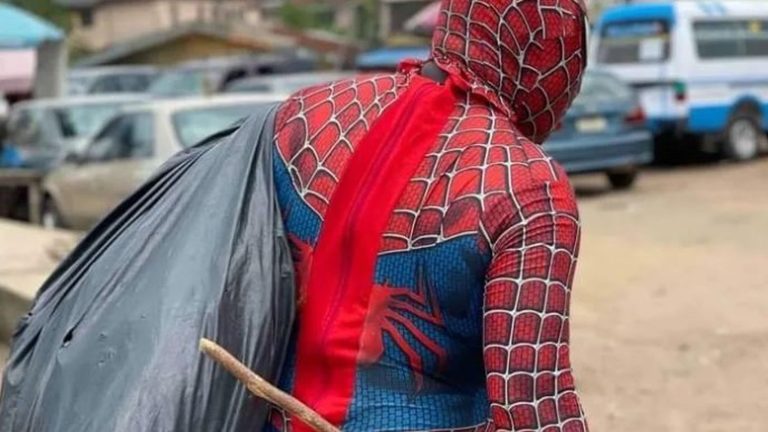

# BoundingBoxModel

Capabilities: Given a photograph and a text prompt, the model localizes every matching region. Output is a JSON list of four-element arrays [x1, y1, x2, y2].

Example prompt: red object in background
[[624, 105, 647, 126], [674, 81, 687, 103]]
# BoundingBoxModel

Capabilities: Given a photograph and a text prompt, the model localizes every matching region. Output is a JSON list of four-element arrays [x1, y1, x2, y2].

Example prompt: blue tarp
[[356, 46, 431, 70], [0, 3, 63, 48]]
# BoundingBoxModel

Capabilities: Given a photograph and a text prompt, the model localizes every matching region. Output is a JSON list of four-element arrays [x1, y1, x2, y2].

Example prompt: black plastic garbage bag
[[0, 104, 295, 432]]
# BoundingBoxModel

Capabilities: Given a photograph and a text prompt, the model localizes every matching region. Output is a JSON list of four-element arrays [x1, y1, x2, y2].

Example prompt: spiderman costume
[[269, 1, 589, 431]]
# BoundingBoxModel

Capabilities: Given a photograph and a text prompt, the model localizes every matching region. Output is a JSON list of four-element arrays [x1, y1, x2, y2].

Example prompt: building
[[55, 0, 263, 52], [378, 0, 431, 41], [73, 22, 287, 67]]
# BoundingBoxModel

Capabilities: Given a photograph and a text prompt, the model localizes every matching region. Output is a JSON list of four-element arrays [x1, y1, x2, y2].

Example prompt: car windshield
[[226, 80, 273, 93], [573, 72, 633, 106], [150, 69, 216, 97], [226, 74, 349, 94], [173, 104, 258, 147], [598, 20, 671, 64], [67, 75, 94, 95], [53, 104, 125, 139]]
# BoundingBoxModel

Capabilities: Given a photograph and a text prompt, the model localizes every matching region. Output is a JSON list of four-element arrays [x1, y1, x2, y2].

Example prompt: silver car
[[4, 94, 146, 170], [224, 71, 353, 94], [68, 66, 157, 95], [42, 93, 286, 229]]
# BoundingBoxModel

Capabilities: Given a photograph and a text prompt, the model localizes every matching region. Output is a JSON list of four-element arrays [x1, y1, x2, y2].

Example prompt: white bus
[[591, 1, 768, 160]]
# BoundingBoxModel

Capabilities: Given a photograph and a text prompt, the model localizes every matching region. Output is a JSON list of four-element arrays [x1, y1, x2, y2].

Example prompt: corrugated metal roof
[[75, 23, 285, 67]]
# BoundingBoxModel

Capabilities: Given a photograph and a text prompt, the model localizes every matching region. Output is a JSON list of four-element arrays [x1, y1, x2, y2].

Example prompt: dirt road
[[1, 159, 766, 429], [571, 158, 768, 431]]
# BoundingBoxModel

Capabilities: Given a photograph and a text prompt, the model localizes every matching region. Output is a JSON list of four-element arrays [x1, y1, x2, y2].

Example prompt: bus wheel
[[724, 113, 761, 161]]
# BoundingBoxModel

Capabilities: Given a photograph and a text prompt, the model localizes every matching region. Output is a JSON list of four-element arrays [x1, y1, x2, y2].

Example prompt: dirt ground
[[1, 158, 767, 429], [570, 158, 768, 432]]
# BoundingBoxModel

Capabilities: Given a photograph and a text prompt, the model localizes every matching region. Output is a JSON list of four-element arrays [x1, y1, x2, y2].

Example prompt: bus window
[[694, 20, 768, 59], [598, 20, 671, 64]]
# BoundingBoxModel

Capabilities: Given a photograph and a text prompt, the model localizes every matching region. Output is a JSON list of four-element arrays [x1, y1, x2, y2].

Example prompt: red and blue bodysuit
[[269, 1, 589, 430]]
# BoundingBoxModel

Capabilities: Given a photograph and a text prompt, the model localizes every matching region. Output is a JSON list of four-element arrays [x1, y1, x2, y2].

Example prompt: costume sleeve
[[483, 176, 588, 432]]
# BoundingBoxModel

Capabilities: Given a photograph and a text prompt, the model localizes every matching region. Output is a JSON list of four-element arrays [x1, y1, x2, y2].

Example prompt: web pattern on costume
[[382, 94, 556, 254], [431, 0, 587, 143], [274, 89, 589, 431], [274, 74, 408, 218], [271, 0, 589, 429], [376, 90, 588, 431]]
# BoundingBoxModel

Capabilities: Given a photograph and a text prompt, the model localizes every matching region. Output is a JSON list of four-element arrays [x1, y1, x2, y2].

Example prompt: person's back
[[270, 1, 589, 430]]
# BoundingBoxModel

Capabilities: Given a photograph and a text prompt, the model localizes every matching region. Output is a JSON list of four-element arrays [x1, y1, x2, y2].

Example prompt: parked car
[[42, 93, 287, 229], [150, 54, 316, 97], [0, 93, 20, 168], [3, 94, 146, 170], [68, 66, 157, 95], [355, 46, 430, 72], [544, 69, 653, 190], [591, 1, 768, 161], [224, 71, 354, 95], [0, 92, 8, 119]]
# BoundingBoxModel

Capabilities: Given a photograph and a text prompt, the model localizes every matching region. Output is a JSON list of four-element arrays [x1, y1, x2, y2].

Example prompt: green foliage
[[279, 2, 338, 32], [355, 0, 379, 44], [3, 0, 70, 30], [279, 3, 314, 30]]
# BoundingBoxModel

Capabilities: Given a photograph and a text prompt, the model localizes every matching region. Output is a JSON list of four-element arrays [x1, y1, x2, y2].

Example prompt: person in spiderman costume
[[268, 0, 589, 430]]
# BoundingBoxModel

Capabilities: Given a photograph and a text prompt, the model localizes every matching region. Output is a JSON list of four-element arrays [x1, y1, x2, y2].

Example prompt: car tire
[[41, 197, 65, 230], [724, 112, 761, 162], [607, 170, 638, 190]]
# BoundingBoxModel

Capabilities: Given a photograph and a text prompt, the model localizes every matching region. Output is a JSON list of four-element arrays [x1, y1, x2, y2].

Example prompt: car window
[[53, 103, 125, 139], [90, 76, 122, 94], [225, 80, 272, 93], [84, 112, 153, 161], [694, 20, 768, 59], [598, 20, 671, 64], [67, 75, 94, 95], [150, 70, 208, 96], [126, 112, 154, 157], [84, 116, 128, 161], [223, 68, 247, 86], [6, 108, 57, 147], [172, 104, 258, 147], [575, 72, 633, 105], [118, 74, 152, 92]]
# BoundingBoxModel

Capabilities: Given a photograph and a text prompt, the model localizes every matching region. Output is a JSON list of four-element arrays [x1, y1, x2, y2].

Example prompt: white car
[[43, 93, 286, 229]]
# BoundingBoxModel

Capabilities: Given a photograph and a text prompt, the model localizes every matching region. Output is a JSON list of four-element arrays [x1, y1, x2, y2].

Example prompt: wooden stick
[[199, 338, 340, 432]]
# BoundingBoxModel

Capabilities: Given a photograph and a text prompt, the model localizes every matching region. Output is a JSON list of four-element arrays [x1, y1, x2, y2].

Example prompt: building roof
[[75, 22, 290, 67]]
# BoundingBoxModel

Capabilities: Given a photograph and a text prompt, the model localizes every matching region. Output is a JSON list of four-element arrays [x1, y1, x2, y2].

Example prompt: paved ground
[[1, 158, 766, 429], [570, 157, 768, 432], [0, 220, 78, 393]]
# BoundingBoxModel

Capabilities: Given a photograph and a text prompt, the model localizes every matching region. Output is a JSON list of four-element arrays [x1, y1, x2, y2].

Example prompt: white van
[[591, 1, 768, 160]]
